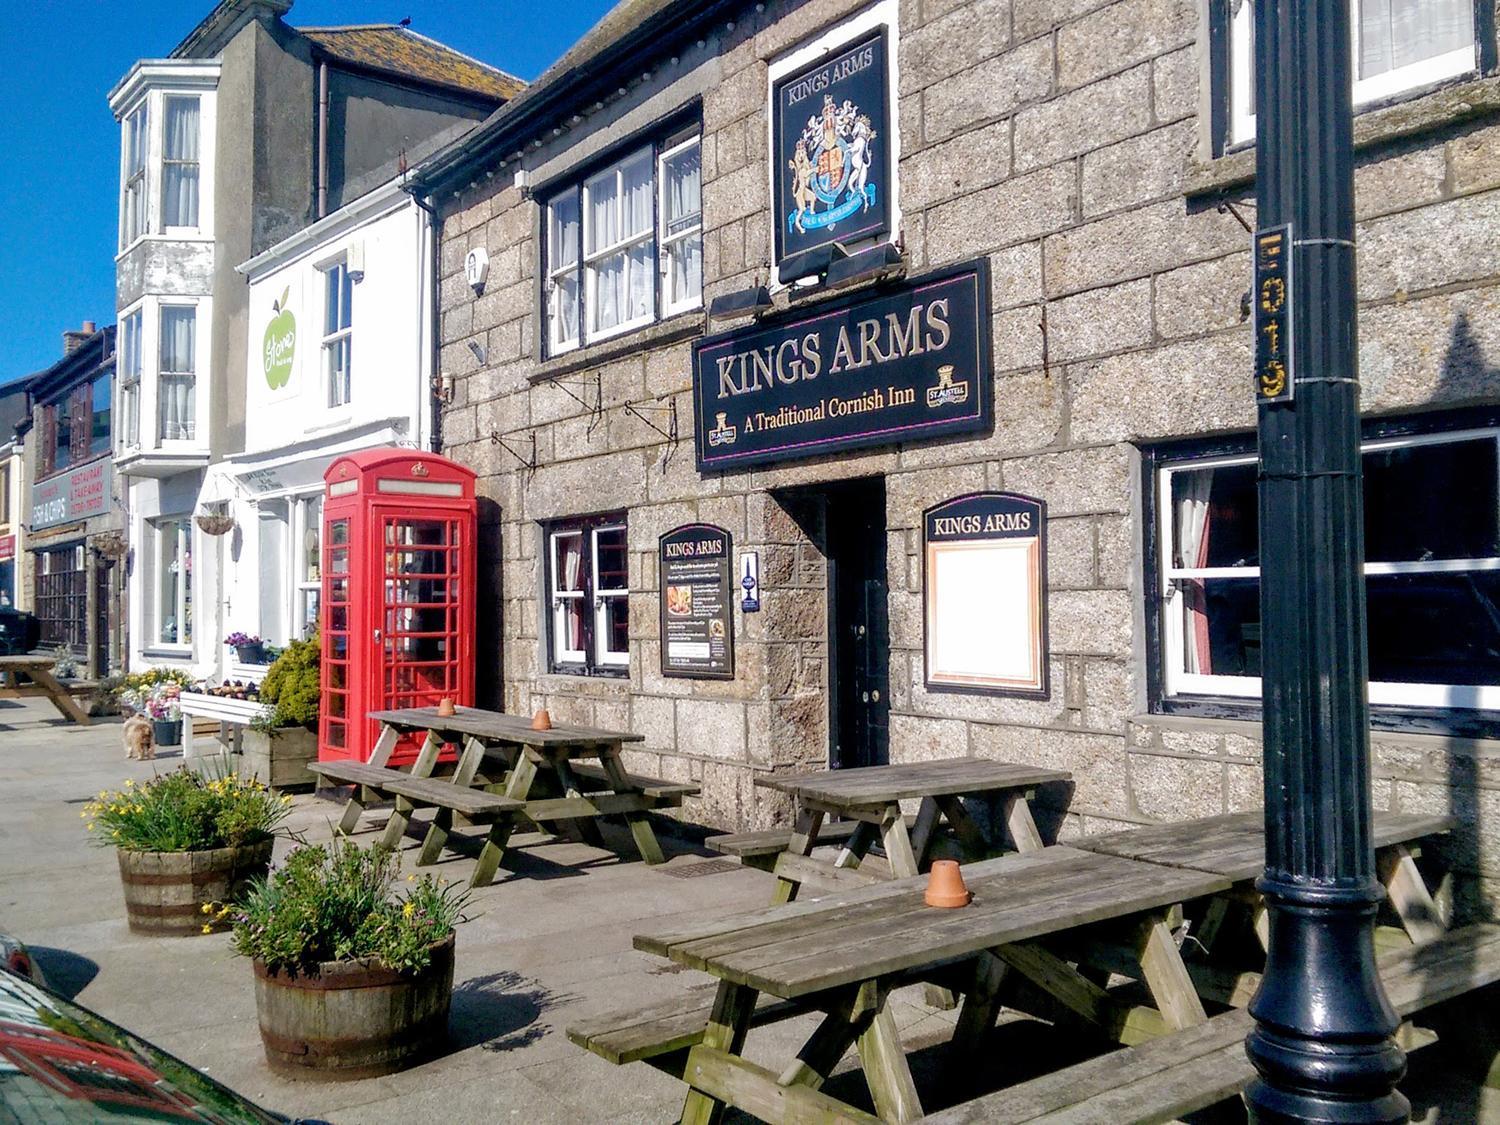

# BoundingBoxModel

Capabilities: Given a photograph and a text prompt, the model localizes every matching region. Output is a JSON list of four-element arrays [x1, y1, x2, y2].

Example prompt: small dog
[[123, 715, 156, 761]]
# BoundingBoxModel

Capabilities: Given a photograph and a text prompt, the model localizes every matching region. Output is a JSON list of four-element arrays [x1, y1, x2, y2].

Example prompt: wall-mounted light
[[464, 246, 489, 294]]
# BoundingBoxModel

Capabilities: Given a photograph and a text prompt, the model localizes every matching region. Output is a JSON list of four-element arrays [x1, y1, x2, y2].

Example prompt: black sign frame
[[1254, 223, 1294, 404], [922, 491, 1050, 700], [693, 258, 994, 473], [659, 523, 736, 681], [772, 26, 894, 270]]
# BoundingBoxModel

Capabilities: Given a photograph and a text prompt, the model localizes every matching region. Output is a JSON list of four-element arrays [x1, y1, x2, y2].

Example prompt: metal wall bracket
[[489, 429, 537, 472]]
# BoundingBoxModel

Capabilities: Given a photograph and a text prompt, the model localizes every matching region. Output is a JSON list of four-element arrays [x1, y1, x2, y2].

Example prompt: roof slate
[[298, 25, 526, 103]]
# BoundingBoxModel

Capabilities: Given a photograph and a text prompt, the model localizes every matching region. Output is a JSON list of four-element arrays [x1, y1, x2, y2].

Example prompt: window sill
[[1185, 73, 1500, 199], [530, 313, 703, 384], [1143, 699, 1500, 740], [140, 648, 194, 662]]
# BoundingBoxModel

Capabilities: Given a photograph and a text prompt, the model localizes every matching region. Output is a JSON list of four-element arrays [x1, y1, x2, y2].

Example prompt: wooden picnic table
[[1074, 809, 1455, 948], [349, 706, 691, 886], [0, 655, 90, 725], [753, 759, 1070, 902], [632, 845, 1229, 1123]]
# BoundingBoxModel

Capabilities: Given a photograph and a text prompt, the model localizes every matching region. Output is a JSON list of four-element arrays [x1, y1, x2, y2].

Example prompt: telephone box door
[[379, 510, 466, 714]]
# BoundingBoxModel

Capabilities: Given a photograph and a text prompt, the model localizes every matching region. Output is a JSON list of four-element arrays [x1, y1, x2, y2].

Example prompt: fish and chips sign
[[773, 28, 892, 268], [31, 460, 113, 531], [693, 260, 993, 471]]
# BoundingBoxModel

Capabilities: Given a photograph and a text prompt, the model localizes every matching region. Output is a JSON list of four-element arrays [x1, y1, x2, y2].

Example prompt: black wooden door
[[827, 477, 889, 770]]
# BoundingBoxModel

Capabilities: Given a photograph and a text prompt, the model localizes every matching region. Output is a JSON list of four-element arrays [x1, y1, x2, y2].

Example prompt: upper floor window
[[1149, 421, 1500, 725], [545, 514, 629, 675], [119, 310, 142, 450], [161, 96, 201, 230], [543, 129, 702, 356], [121, 105, 147, 248], [0, 463, 9, 528], [38, 370, 112, 478], [323, 261, 353, 408], [159, 306, 196, 442], [51, 401, 73, 475], [1226, 0, 1481, 148], [89, 372, 112, 458]]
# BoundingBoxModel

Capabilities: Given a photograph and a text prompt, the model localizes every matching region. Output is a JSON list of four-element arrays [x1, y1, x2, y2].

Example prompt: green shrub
[[257, 635, 321, 730], [228, 840, 467, 976], [84, 768, 290, 853]]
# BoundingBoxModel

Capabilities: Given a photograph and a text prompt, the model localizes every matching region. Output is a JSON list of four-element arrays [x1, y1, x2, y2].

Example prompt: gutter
[[407, 0, 743, 197]]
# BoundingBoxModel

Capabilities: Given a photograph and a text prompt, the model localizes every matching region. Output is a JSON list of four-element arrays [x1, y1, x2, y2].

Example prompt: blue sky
[[1, 1, 615, 385]]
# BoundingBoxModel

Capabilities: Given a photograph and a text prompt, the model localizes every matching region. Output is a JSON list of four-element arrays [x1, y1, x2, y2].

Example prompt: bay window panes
[[121, 105, 147, 247], [155, 518, 192, 647], [90, 373, 111, 457], [120, 311, 141, 448], [586, 149, 656, 337], [52, 404, 72, 474], [546, 515, 629, 675], [324, 262, 353, 408], [1228, 0, 1478, 145], [161, 96, 201, 229], [158, 306, 196, 441], [1157, 428, 1500, 713], [548, 193, 582, 352], [660, 140, 703, 315]]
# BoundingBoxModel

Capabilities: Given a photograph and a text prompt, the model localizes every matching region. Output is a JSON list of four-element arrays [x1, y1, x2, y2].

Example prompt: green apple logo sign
[[263, 286, 296, 389]]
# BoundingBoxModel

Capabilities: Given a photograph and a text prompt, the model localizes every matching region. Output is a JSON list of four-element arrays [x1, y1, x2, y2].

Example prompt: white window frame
[[657, 136, 704, 319], [157, 303, 198, 444], [151, 516, 193, 651], [118, 308, 143, 451], [159, 94, 201, 234], [1158, 426, 1500, 711], [549, 529, 587, 665], [582, 147, 657, 345], [546, 192, 582, 355], [591, 522, 630, 669], [322, 260, 354, 409], [120, 104, 148, 249], [293, 493, 322, 641], [1229, 0, 1479, 146]]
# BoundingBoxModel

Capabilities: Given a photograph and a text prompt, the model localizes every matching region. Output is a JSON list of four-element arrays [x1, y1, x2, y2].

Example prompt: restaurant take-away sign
[[692, 259, 993, 471]]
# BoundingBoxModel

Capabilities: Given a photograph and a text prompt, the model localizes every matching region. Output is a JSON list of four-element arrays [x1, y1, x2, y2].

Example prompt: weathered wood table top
[[368, 706, 644, 750], [1073, 810, 1454, 883], [755, 758, 1070, 807], [0, 656, 90, 725], [637, 845, 1229, 999]]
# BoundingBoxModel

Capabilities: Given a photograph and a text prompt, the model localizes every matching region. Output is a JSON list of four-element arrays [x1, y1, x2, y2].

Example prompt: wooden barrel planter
[[252, 935, 454, 1079], [116, 838, 274, 936]]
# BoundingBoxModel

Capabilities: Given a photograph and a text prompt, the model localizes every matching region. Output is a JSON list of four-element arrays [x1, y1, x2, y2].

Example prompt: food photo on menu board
[[658, 524, 735, 680]]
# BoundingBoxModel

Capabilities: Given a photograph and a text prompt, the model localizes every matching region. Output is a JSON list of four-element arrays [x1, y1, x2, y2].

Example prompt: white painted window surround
[[112, 64, 218, 254], [1229, 0, 1478, 146]]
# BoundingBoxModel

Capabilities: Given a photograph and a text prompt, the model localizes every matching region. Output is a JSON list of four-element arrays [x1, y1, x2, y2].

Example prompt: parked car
[[0, 961, 322, 1123], [0, 929, 46, 988], [0, 607, 38, 657]]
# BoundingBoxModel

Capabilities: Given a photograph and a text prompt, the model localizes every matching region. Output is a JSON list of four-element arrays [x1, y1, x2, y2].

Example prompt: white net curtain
[[1359, 0, 1473, 79], [162, 97, 200, 228], [158, 307, 196, 442], [587, 151, 655, 334]]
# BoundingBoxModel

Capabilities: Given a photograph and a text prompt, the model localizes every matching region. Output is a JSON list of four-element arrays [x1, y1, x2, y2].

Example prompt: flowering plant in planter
[[226, 840, 468, 1077], [224, 632, 263, 649], [84, 768, 290, 936]]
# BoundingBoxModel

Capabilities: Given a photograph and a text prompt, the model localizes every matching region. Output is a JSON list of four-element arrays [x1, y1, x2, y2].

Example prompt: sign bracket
[[488, 429, 537, 472]]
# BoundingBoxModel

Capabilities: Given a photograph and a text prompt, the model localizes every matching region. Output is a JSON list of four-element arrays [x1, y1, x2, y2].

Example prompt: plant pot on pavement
[[116, 838, 274, 936], [252, 935, 455, 1079], [151, 718, 183, 747]]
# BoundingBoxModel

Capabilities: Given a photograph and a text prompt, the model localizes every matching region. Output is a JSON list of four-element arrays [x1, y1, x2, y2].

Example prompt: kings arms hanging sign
[[773, 28, 893, 267], [693, 259, 993, 471]]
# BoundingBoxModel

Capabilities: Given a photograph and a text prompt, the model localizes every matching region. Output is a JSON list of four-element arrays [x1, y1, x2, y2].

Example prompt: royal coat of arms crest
[[788, 95, 878, 235]]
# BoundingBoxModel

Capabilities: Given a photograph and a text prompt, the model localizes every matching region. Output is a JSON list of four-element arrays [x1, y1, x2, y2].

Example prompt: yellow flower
[[201, 903, 213, 915], [201, 924, 213, 934], [124, 779, 134, 788], [402, 902, 415, 919]]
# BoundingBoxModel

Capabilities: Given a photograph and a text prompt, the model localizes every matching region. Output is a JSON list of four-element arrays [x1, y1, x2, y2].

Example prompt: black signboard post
[[1254, 223, 1294, 404], [693, 259, 992, 472], [772, 28, 892, 269], [659, 524, 735, 680]]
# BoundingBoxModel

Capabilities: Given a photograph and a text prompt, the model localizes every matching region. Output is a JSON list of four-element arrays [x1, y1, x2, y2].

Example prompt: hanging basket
[[196, 513, 236, 536]]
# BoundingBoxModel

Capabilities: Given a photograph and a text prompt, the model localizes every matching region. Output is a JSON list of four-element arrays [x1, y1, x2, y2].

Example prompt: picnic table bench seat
[[923, 921, 1500, 1124], [306, 759, 411, 791], [707, 820, 863, 864], [565, 761, 699, 803], [568, 990, 811, 1068], [383, 774, 524, 820]]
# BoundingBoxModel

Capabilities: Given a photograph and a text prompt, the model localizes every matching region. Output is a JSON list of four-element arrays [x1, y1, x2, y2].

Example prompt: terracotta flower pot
[[531, 709, 552, 731], [924, 859, 972, 909], [252, 935, 455, 1079], [116, 837, 274, 936]]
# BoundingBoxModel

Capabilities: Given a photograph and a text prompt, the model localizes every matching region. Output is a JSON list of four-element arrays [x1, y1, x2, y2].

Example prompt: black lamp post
[[1245, 0, 1408, 1120]]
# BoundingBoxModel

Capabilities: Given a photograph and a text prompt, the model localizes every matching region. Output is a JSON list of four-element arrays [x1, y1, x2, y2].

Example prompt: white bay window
[[121, 105, 147, 248], [161, 96, 201, 230], [118, 310, 142, 450], [158, 306, 197, 442], [543, 129, 702, 355], [1155, 426, 1500, 716]]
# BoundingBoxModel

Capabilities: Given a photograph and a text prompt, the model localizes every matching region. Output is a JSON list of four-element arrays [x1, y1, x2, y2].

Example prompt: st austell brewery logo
[[708, 412, 738, 447], [926, 364, 970, 408], [774, 29, 892, 267], [788, 96, 878, 236]]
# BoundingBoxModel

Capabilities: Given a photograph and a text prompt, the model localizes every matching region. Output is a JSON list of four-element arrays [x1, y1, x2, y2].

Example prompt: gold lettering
[[924, 299, 951, 352], [830, 326, 858, 373], [801, 332, 822, 379]]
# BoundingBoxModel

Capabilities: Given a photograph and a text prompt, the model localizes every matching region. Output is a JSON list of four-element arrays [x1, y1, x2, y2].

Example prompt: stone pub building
[[414, 0, 1500, 916]]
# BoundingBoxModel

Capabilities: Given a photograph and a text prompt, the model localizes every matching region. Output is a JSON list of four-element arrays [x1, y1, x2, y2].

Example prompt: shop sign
[[923, 492, 1048, 698], [0, 533, 13, 561], [262, 285, 296, 390], [1254, 224, 1293, 404], [773, 28, 893, 269], [693, 259, 992, 471], [31, 460, 113, 531], [659, 523, 735, 680]]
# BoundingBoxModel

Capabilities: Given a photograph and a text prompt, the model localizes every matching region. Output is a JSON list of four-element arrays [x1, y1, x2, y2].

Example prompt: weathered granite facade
[[426, 0, 1500, 917]]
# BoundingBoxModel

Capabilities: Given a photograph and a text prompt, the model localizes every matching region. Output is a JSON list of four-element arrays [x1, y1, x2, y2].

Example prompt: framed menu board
[[923, 492, 1048, 698], [659, 523, 735, 680]]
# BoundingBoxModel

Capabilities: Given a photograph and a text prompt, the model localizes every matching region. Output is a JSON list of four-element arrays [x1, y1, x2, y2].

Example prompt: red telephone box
[[320, 449, 477, 765]]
